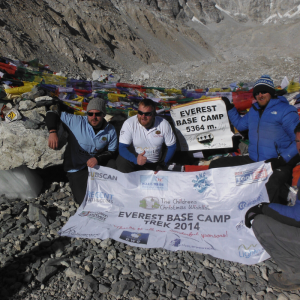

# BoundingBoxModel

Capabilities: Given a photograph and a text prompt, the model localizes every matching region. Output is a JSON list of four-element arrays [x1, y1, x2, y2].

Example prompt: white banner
[[59, 162, 272, 265], [170, 98, 234, 151]]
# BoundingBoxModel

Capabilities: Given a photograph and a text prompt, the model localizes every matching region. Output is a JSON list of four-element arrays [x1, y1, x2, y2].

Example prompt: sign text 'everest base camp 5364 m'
[[59, 162, 273, 265], [170, 98, 234, 151]]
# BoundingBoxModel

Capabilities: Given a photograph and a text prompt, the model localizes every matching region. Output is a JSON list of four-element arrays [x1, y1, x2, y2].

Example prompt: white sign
[[59, 162, 272, 265], [5, 108, 21, 123], [170, 98, 233, 151]]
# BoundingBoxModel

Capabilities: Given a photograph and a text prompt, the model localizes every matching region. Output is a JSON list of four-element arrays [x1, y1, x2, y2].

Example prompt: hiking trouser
[[67, 167, 88, 206], [253, 215, 300, 276], [209, 156, 293, 204], [66, 159, 116, 205]]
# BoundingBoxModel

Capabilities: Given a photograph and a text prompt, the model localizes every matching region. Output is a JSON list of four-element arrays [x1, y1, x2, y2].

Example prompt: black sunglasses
[[137, 110, 154, 117], [254, 91, 268, 97], [87, 112, 102, 117]]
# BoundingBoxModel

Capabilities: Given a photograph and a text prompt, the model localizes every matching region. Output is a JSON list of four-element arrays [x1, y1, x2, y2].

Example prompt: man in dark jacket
[[209, 75, 300, 204], [46, 97, 117, 205], [245, 123, 300, 290]]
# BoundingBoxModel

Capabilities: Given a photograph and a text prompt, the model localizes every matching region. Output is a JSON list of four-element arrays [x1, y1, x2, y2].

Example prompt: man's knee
[[252, 214, 275, 238], [252, 214, 267, 232]]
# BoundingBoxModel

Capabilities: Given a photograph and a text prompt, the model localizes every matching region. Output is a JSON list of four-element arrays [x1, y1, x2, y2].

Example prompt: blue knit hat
[[253, 75, 275, 98]]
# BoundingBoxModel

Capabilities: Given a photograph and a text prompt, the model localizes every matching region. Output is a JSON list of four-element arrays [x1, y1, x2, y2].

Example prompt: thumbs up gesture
[[137, 150, 147, 166]]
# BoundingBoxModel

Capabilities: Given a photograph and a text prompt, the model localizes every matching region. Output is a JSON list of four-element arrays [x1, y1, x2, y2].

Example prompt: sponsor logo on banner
[[192, 173, 210, 193], [79, 211, 108, 222], [87, 191, 114, 204], [235, 167, 268, 186], [59, 225, 109, 238], [169, 233, 215, 250], [89, 172, 117, 181], [139, 197, 160, 209], [139, 197, 209, 211], [119, 231, 149, 244], [140, 175, 168, 191], [238, 244, 264, 258], [238, 193, 263, 210]]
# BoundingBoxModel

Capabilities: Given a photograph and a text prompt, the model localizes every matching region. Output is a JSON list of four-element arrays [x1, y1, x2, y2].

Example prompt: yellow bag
[[287, 80, 300, 93], [5, 82, 37, 95]]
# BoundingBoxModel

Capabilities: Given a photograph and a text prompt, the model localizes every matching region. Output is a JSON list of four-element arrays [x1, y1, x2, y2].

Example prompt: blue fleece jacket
[[61, 112, 118, 172]]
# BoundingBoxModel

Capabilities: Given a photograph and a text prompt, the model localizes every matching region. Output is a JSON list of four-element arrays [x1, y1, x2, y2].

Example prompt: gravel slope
[[1, 182, 300, 300]]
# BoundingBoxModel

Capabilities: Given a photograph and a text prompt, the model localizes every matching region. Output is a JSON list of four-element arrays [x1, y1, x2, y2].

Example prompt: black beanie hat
[[253, 75, 275, 98]]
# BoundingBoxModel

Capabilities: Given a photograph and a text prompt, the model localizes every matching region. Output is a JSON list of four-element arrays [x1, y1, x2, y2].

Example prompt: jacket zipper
[[257, 109, 264, 161]]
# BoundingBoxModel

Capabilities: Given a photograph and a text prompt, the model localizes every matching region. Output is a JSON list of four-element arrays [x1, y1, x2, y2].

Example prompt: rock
[[23, 119, 39, 129], [83, 275, 98, 292], [122, 265, 131, 275], [167, 262, 178, 269], [100, 239, 111, 248], [203, 268, 216, 284], [19, 100, 36, 111], [110, 280, 135, 298], [22, 107, 47, 124], [0, 121, 66, 170], [99, 284, 110, 293], [28, 203, 44, 222], [206, 285, 220, 294], [264, 293, 278, 300], [239, 282, 255, 295], [36, 263, 58, 283], [150, 263, 159, 274], [219, 294, 230, 300], [277, 294, 288, 300], [65, 267, 86, 279], [39, 213, 49, 227], [172, 287, 181, 298]]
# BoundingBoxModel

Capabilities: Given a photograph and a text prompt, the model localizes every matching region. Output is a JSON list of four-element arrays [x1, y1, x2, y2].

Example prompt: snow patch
[[192, 16, 206, 26], [263, 5, 300, 24], [283, 4, 300, 18], [215, 4, 232, 16], [262, 14, 279, 25]]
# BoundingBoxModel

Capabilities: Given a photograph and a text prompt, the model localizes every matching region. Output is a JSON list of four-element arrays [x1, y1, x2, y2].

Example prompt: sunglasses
[[137, 110, 154, 117], [254, 91, 268, 97], [87, 112, 103, 117]]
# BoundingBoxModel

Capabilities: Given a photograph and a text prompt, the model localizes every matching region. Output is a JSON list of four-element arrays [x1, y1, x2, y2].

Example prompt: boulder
[[0, 121, 67, 170]]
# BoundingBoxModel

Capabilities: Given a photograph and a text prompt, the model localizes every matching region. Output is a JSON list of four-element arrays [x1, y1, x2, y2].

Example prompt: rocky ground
[[1, 175, 300, 300]]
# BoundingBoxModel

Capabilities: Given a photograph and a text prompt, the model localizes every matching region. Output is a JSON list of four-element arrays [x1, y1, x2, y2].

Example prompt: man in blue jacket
[[46, 97, 118, 205], [209, 75, 300, 204], [245, 123, 300, 290]]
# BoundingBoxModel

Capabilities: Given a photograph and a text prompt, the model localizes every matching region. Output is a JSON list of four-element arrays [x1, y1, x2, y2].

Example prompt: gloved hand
[[222, 97, 234, 111], [245, 203, 269, 228], [265, 156, 286, 170]]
